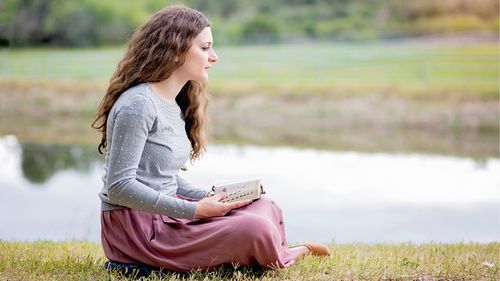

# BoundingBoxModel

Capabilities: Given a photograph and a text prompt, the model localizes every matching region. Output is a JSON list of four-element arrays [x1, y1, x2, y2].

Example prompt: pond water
[[0, 135, 498, 244]]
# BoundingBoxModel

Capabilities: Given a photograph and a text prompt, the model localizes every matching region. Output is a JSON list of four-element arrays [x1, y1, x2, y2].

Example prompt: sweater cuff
[[183, 201, 198, 220]]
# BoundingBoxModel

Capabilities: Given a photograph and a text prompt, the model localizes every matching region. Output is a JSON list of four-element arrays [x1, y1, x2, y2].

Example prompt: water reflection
[[0, 135, 498, 243], [21, 142, 99, 184]]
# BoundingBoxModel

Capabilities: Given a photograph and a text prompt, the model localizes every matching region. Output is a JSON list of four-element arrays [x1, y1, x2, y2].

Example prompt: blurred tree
[[241, 14, 281, 44], [0, 0, 497, 47], [44, 2, 99, 46], [389, 0, 499, 35], [187, 0, 244, 18], [21, 143, 99, 185], [1, 0, 51, 45]]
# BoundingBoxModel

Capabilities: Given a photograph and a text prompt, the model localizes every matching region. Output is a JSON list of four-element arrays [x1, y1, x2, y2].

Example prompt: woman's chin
[[194, 74, 209, 83]]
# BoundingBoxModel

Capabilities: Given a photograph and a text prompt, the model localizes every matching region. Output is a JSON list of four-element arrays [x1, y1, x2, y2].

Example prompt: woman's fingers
[[226, 199, 253, 211], [209, 192, 227, 202], [216, 199, 252, 216], [195, 196, 254, 219]]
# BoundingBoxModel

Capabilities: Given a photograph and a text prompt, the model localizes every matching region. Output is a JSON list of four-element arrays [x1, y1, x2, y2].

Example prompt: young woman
[[92, 5, 330, 272]]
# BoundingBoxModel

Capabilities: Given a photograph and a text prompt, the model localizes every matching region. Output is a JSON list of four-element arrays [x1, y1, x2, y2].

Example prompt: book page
[[213, 178, 262, 203]]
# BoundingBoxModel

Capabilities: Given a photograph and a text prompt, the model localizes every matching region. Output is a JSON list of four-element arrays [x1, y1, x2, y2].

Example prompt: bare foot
[[289, 245, 310, 258], [290, 243, 331, 257]]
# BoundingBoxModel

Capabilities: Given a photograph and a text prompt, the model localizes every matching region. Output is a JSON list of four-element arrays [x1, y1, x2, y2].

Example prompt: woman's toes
[[303, 242, 331, 256]]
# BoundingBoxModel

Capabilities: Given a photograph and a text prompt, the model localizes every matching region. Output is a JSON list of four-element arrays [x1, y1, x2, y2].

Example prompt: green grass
[[0, 42, 498, 157], [0, 241, 498, 280], [1, 42, 498, 99]]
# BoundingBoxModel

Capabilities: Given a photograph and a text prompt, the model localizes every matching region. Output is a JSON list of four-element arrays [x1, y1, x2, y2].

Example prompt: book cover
[[211, 178, 265, 203]]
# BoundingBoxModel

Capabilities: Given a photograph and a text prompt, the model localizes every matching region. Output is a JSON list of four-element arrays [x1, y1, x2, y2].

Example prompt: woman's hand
[[194, 192, 253, 219]]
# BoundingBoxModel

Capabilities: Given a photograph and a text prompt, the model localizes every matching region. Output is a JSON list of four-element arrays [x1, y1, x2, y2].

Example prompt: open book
[[210, 178, 265, 203]]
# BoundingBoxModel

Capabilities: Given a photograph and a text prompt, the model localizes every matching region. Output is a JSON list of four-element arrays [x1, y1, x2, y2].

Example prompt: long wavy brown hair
[[91, 5, 210, 160]]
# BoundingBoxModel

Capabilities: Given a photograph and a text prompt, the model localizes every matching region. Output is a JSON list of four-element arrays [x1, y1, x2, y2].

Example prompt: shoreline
[[0, 80, 498, 158]]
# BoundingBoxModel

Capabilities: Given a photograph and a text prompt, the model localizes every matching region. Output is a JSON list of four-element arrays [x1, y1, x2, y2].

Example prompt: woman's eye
[[202, 47, 209, 51]]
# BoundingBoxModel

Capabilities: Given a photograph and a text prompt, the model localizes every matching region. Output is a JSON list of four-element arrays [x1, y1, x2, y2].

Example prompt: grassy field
[[0, 241, 498, 280], [0, 42, 498, 157], [1, 42, 498, 99]]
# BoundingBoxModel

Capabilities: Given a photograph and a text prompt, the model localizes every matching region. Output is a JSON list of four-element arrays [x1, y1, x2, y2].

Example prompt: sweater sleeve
[[176, 174, 208, 200], [105, 94, 198, 220]]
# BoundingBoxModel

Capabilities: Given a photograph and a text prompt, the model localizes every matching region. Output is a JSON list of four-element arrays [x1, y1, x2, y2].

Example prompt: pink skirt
[[100, 197, 298, 272]]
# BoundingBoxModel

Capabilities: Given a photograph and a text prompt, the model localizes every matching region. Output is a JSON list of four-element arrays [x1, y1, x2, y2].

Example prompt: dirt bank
[[0, 80, 497, 158]]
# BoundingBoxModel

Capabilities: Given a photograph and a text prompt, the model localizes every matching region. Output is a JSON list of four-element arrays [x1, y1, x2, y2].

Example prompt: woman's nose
[[209, 50, 218, 63]]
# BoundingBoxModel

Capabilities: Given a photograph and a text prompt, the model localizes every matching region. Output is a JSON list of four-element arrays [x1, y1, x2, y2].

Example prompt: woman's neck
[[149, 74, 188, 104]]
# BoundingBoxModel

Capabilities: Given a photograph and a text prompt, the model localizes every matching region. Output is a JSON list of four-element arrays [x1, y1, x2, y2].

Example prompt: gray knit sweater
[[99, 83, 207, 220]]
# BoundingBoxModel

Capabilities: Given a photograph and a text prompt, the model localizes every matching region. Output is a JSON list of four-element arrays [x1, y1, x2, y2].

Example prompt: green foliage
[[20, 143, 97, 184], [0, 0, 498, 46], [42, 0, 170, 47], [1, 0, 166, 46], [241, 14, 282, 44], [410, 14, 496, 34]]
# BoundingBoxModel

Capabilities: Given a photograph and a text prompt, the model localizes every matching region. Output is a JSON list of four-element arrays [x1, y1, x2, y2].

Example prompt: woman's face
[[177, 26, 218, 82]]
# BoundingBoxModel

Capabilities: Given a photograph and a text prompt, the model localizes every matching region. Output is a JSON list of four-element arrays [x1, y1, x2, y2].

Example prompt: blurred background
[[0, 0, 498, 244]]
